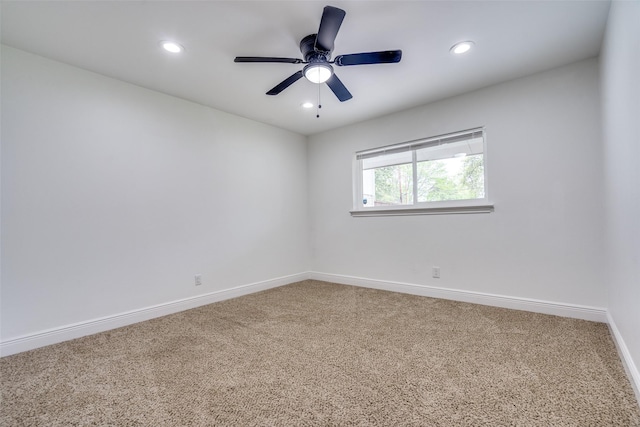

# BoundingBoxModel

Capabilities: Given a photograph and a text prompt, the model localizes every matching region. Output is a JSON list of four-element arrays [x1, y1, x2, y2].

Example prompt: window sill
[[350, 203, 494, 217]]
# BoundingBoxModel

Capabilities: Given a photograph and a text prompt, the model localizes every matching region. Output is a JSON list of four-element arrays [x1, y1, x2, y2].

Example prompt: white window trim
[[349, 202, 494, 217], [351, 127, 494, 217]]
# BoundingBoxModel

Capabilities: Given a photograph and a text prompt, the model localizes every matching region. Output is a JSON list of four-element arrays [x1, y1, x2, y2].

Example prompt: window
[[352, 127, 493, 216]]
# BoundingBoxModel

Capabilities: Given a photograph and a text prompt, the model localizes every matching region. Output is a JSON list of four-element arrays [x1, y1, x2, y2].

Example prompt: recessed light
[[450, 41, 474, 55], [453, 152, 467, 158], [302, 102, 314, 109], [161, 41, 184, 53]]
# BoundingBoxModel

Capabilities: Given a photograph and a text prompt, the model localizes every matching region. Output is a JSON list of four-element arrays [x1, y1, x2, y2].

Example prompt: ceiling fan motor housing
[[300, 34, 330, 63]]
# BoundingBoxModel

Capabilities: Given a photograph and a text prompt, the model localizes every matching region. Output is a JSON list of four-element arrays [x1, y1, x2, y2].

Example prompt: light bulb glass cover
[[450, 41, 474, 55], [304, 63, 333, 84], [161, 41, 184, 53], [301, 102, 314, 109]]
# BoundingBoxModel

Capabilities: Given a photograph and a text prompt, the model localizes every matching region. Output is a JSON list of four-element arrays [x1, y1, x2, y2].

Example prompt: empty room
[[1, 0, 639, 425]]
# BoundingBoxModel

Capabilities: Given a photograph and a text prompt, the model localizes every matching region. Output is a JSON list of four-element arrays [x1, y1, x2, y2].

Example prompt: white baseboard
[[308, 271, 608, 322], [0, 271, 612, 358], [0, 272, 309, 357], [606, 312, 640, 403]]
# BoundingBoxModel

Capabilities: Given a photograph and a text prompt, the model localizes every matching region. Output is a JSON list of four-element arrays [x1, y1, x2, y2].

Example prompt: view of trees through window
[[359, 129, 485, 209], [363, 154, 484, 207]]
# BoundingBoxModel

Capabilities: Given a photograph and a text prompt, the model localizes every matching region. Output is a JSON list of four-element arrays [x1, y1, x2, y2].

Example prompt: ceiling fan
[[234, 5, 402, 102]]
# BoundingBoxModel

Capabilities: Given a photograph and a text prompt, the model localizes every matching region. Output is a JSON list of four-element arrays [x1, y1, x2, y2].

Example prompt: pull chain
[[316, 83, 322, 118]]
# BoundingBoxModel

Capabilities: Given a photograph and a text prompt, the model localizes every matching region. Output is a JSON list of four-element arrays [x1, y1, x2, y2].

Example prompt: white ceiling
[[1, 1, 610, 136]]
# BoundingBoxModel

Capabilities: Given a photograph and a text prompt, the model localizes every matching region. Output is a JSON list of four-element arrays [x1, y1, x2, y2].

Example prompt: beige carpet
[[1, 280, 639, 426]]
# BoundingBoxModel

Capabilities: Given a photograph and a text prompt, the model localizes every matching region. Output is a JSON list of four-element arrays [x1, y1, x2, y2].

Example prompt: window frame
[[351, 127, 494, 217]]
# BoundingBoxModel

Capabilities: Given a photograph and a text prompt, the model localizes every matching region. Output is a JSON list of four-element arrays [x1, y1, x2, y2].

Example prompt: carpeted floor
[[1, 280, 639, 426]]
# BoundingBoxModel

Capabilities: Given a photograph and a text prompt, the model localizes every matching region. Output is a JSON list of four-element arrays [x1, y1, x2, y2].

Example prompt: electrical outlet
[[432, 267, 440, 279], [195, 274, 202, 286]]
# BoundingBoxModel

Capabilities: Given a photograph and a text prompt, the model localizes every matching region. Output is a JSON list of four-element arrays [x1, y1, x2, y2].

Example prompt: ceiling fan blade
[[334, 50, 402, 66], [266, 70, 304, 95], [315, 6, 346, 53], [235, 57, 303, 64], [326, 74, 352, 102]]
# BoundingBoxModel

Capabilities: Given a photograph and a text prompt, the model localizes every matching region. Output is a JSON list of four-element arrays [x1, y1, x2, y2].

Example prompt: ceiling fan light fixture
[[234, 6, 399, 102], [450, 41, 474, 55], [161, 41, 184, 53], [303, 63, 333, 84]]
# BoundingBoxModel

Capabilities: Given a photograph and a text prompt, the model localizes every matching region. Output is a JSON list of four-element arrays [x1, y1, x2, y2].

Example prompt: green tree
[[374, 163, 413, 205], [372, 154, 485, 206], [459, 155, 484, 198], [417, 160, 463, 202]]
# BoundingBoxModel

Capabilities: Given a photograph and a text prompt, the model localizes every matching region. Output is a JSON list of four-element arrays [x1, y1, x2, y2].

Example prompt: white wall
[[600, 0, 640, 389], [0, 41, 624, 360], [1, 46, 309, 341], [308, 58, 605, 308]]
